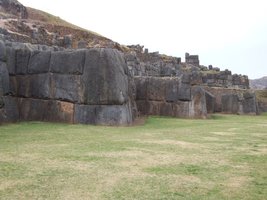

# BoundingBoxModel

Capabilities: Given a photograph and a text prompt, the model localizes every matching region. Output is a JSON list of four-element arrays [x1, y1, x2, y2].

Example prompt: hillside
[[250, 76, 267, 89], [0, 0, 123, 49]]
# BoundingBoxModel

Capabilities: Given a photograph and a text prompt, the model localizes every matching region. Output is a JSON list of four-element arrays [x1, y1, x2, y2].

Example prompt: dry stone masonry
[[0, 40, 136, 125], [0, 40, 261, 125]]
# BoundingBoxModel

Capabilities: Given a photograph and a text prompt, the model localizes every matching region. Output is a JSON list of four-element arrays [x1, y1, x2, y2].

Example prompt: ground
[[0, 114, 266, 200]]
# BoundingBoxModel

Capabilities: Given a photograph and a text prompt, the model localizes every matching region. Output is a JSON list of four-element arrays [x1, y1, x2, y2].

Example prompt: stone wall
[[0, 40, 136, 125], [134, 76, 207, 118], [204, 87, 258, 115]]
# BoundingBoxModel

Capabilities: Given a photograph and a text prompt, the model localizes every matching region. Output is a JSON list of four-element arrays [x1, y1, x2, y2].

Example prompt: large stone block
[[50, 50, 85, 74], [82, 48, 129, 105], [74, 102, 133, 125], [28, 51, 51, 74], [0, 96, 19, 123], [178, 83, 191, 101], [0, 40, 6, 61], [221, 94, 239, 114], [241, 92, 257, 114], [18, 98, 74, 123], [0, 62, 10, 95], [16, 48, 30, 74], [6, 47, 16, 75], [50, 74, 81, 103], [205, 91, 215, 113], [16, 74, 50, 98], [189, 87, 207, 118], [165, 78, 179, 102], [147, 77, 166, 101], [134, 77, 148, 100]]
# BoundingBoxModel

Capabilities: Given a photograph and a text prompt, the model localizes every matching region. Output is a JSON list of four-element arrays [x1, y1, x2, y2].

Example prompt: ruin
[[0, 38, 261, 125]]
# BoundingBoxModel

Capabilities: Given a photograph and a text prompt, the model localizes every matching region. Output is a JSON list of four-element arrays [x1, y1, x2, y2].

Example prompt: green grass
[[0, 114, 266, 200]]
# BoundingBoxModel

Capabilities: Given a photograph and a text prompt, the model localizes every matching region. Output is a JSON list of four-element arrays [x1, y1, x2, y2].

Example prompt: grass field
[[0, 114, 266, 200]]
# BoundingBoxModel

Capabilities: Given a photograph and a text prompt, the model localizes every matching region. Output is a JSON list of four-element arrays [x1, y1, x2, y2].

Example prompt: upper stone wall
[[126, 45, 249, 89]]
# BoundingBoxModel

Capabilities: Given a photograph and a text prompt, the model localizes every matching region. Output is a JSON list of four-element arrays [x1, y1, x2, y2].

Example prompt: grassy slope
[[26, 7, 102, 36], [0, 114, 266, 200]]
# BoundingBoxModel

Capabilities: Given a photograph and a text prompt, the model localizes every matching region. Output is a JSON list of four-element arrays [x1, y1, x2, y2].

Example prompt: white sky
[[19, 0, 267, 79]]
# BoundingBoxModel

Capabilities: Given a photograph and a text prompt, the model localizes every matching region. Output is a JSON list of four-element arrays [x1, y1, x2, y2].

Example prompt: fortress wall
[[134, 76, 207, 118], [0, 41, 135, 125]]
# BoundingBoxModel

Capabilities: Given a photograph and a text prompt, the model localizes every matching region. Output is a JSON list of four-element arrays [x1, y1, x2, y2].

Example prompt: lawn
[[0, 114, 266, 200]]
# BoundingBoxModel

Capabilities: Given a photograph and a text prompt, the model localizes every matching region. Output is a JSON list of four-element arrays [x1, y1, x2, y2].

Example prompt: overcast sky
[[19, 0, 267, 79]]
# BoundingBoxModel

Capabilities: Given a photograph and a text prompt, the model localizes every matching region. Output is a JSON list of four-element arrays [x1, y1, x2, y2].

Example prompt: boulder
[[82, 48, 129, 105], [50, 50, 85, 74], [0, 61, 10, 94], [28, 50, 51, 74]]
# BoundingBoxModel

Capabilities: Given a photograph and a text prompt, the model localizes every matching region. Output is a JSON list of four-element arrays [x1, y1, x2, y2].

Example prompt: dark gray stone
[[0, 40, 6, 61], [0, 96, 19, 123], [28, 50, 51, 74], [50, 50, 85, 74], [82, 48, 128, 105], [189, 87, 207, 118], [18, 98, 74, 123], [205, 91, 215, 113], [178, 83, 191, 101], [16, 74, 50, 98], [0, 62, 10, 95], [74, 102, 133, 125], [134, 77, 148, 100], [50, 74, 81, 103], [222, 94, 239, 114], [15, 48, 30, 74], [242, 93, 257, 114], [6, 47, 16, 75], [165, 78, 179, 102], [147, 77, 165, 101]]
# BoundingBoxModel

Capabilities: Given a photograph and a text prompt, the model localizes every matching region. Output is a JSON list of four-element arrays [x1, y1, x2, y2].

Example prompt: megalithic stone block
[[81, 48, 129, 105]]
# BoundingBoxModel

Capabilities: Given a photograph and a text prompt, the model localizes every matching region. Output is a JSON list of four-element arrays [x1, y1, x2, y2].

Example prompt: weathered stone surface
[[222, 94, 239, 114], [0, 40, 6, 61], [165, 78, 179, 102], [18, 98, 74, 123], [82, 48, 128, 105], [74, 102, 132, 125], [16, 74, 50, 98], [28, 50, 51, 74], [0, 61, 10, 95], [189, 87, 207, 118], [50, 50, 85, 74], [147, 77, 165, 101], [241, 92, 257, 114], [6, 46, 16, 75], [50, 74, 81, 103], [0, 96, 19, 123], [15, 48, 30, 74], [178, 83, 191, 101], [134, 77, 148, 100], [205, 91, 215, 113]]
